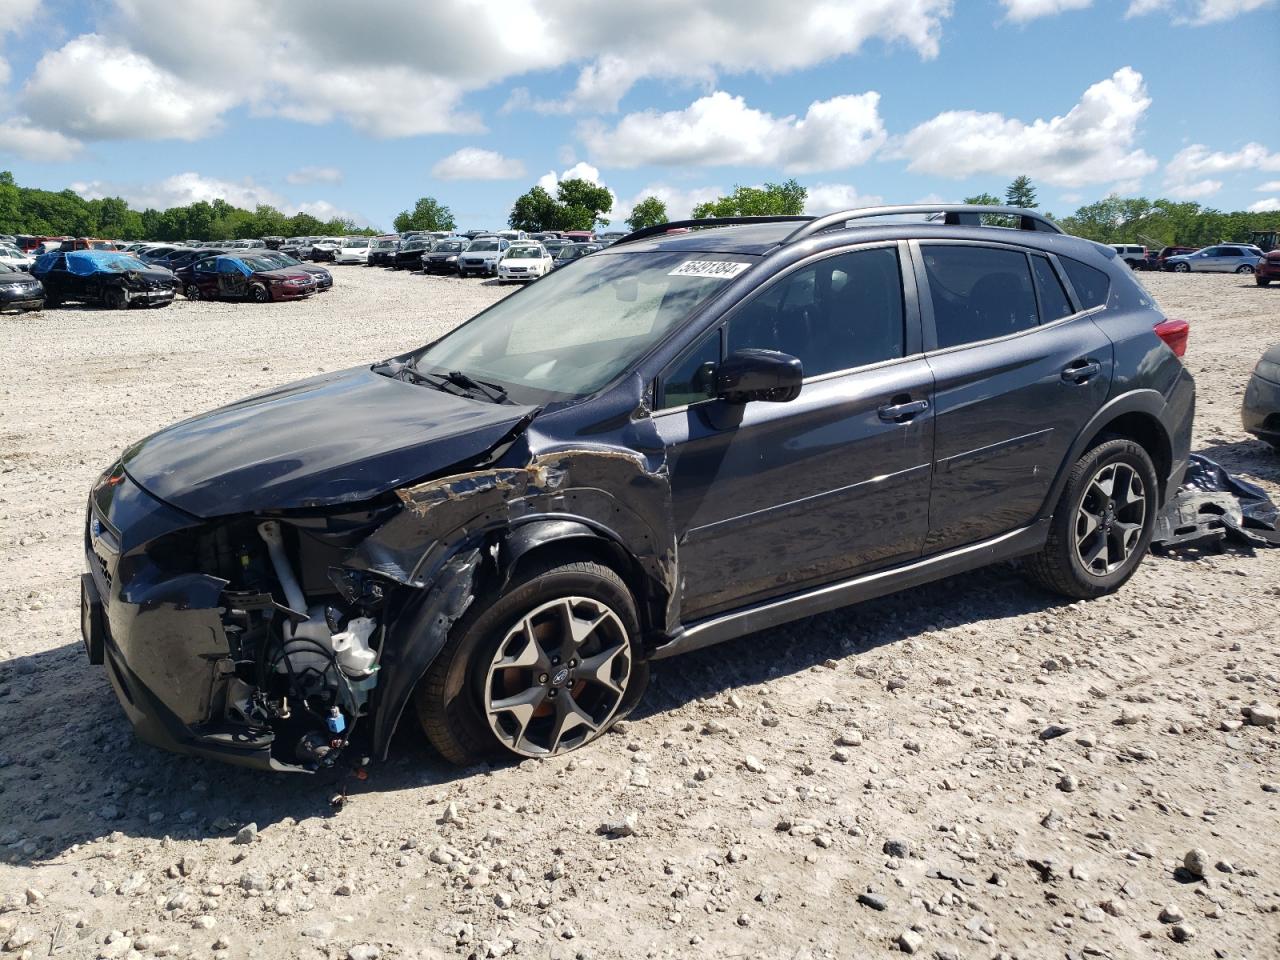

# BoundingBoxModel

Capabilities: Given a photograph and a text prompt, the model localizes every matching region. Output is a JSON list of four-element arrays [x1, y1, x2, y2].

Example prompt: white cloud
[[432, 147, 526, 181], [804, 184, 885, 214], [286, 166, 343, 186], [0, 119, 83, 161], [69, 171, 373, 226], [21, 35, 235, 140], [1257, 180, 1280, 192], [1000, 0, 1093, 22], [1166, 142, 1280, 181], [0, 57, 9, 88], [582, 91, 886, 172], [536, 162, 605, 192], [1126, 0, 1277, 21], [895, 67, 1156, 188], [1166, 178, 1222, 199], [1248, 197, 1280, 212], [0, 0, 38, 37]]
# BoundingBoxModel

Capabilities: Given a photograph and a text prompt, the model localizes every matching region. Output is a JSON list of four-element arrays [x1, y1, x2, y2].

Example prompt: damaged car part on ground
[[82, 205, 1199, 773]]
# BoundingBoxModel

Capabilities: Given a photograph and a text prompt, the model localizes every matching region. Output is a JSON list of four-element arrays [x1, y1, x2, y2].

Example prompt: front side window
[[660, 330, 721, 408], [408, 251, 753, 403], [725, 247, 906, 376], [921, 245, 1039, 349]]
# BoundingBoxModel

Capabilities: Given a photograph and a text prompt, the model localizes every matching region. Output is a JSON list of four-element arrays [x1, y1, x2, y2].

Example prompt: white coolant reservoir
[[330, 617, 378, 676]]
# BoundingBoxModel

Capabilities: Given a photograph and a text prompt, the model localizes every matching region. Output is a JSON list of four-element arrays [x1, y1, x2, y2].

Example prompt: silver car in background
[[1164, 244, 1263, 274]]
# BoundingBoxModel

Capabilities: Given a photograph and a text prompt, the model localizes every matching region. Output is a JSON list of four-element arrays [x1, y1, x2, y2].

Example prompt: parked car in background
[[157, 248, 231, 274], [368, 236, 400, 266], [32, 250, 175, 309], [138, 245, 183, 264], [1111, 244, 1148, 269], [1152, 246, 1195, 270], [310, 238, 344, 262], [563, 230, 596, 242], [1164, 244, 1263, 273], [595, 231, 628, 246], [182, 254, 318, 302], [458, 236, 510, 276], [497, 242, 553, 282], [495, 230, 528, 244], [393, 238, 431, 270], [57, 238, 120, 252], [423, 237, 470, 274], [333, 238, 371, 264], [0, 262, 44, 312], [541, 237, 571, 256], [0, 244, 35, 271], [253, 251, 333, 292], [551, 241, 603, 269], [262, 236, 285, 250], [1243, 343, 1280, 450], [1253, 249, 1280, 287]]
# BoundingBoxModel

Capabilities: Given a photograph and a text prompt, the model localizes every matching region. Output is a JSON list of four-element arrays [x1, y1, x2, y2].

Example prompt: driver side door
[[653, 244, 935, 621], [217, 259, 249, 298]]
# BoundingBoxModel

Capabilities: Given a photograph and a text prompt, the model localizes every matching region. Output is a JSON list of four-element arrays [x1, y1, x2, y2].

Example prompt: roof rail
[[783, 205, 1062, 244], [613, 215, 813, 247]]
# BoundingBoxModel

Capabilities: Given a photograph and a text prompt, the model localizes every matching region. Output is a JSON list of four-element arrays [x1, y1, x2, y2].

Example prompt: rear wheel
[[1024, 438, 1158, 599], [184, 284, 202, 300], [415, 558, 647, 764], [1236, 264, 1255, 274], [1174, 262, 1191, 273]]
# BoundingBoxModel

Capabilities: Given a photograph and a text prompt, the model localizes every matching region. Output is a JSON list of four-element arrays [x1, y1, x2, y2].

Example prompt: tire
[[1235, 264, 1254, 274], [1023, 437, 1159, 600], [249, 283, 270, 303], [1258, 277, 1272, 287], [1174, 262, 1190, 273], [184, 284, 202, 300], [104, 287, 129, 310], [415, 558, 648, 765]]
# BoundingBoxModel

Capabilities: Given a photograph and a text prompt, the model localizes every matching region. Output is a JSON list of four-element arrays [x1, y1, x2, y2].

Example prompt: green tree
[[963, 192, 1003, 206], [0, 171, 22, 232], [1005, 175, 1038, 209], [392, 196, 455, 233], [625, 196, 669, 231], [508, 185, 561, 232], [556, 178, 613, 229], [691, 179, 806, 218]]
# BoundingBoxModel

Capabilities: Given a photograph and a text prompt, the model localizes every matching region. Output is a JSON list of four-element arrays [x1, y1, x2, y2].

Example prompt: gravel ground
[[0, 266, 1278, 960]]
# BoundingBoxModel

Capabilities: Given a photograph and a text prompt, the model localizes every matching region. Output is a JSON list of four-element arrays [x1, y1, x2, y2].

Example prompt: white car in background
[[457, 236, 510, 277], [0, 245, 35, 271], [497, 242, 553, 283], [332, 237, 371, 264]]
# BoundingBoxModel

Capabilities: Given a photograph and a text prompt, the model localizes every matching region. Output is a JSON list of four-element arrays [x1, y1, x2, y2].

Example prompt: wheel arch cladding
[[1041, 390, 1175, 516], [355, 375, 677, 758]]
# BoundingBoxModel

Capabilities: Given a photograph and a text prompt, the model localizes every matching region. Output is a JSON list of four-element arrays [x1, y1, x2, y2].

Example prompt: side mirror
[[715, 349, 803, 404]]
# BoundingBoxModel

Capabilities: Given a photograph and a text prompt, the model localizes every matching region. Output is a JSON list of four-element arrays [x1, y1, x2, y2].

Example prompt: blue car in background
[[31, 250, 176, 309]]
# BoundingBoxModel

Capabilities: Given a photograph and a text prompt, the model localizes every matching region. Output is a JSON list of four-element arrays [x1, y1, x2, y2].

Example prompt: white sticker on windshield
[[668, 260, 751, 280]]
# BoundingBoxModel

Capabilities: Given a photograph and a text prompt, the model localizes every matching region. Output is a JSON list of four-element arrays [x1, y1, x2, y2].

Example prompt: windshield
[[374, 239, 396, 248], [469, 240, 499, 252], [436, 241, 464, 252], [507, 246, 543, 259], [410, 251, 754, 403], [345, 238, 369, 248], [240, 256, 281, 272], [69, 253, 149, 274], [403, 240, 427, 251], [0, 263, 17, 274]]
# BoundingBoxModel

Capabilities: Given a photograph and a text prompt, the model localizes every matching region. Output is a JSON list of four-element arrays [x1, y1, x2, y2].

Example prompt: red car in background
[[182, 253, 318, 302], [1255, 249, 1280, 287]]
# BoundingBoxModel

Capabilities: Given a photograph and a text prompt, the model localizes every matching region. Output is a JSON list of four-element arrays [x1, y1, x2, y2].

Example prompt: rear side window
[[726, 247, 906, 377], [1059, 257, 1110, 310], [921, 245, 1039, 349], [1030, 255, 1074, 321]]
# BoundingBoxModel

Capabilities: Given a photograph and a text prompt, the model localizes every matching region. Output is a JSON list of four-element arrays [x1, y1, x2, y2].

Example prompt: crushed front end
[[82, 463, 396, 773]]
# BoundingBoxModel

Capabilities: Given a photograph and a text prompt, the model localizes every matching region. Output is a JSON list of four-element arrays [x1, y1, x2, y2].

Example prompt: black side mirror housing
[[715, 349, 803, 404]]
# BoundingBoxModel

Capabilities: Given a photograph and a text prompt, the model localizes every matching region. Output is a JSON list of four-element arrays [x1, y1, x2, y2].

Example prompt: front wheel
[[249, 283, 270, 303], [1258, 277, 1272, 287], [1023, 437, 1158, 600], [1174, 262, 1191, 273], [104, 288, 129, 310], [184, 284, 202, 300], [415, 559, 647, 764], [1236, 264, 1255, 274]]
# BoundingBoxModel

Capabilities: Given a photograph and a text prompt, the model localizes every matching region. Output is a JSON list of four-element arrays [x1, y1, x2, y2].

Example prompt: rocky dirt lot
[[0, 266, 1277, 960]]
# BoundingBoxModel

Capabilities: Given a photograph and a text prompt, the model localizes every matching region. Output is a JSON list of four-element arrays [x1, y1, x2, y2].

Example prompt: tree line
[[3, 168, 1274, 246]]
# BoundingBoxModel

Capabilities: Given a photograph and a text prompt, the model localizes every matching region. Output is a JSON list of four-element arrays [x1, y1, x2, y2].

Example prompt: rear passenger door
[[912, 242, 1113, 553]]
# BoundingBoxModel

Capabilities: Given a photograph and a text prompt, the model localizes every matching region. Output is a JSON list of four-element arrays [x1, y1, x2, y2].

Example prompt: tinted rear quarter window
[[1060, 257, 1110, 310], [1030, 255, 1074, 321], [921, 245, 1039, 349]]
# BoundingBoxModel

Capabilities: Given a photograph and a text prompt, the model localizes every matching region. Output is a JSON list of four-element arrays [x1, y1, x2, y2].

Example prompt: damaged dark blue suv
[[81, 205, 1195, 772]]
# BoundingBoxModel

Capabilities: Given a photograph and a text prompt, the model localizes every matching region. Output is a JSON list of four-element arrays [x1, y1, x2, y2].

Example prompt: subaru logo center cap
[[551, 667, 570, 687]]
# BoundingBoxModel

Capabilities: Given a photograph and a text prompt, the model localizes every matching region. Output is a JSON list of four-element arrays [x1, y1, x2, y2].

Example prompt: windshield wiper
[[444, 370, 511, 404]]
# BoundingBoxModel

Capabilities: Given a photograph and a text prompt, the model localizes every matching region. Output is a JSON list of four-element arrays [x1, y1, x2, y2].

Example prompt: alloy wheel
[[1236, 264, 1254, 274], [185, 284, 201, 300], [483, 596, 632, 757], [1074, 461, 1146, 576]]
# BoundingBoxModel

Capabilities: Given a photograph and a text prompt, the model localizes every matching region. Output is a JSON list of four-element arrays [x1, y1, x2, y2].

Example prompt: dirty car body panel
[[82, 208, 1196, 771]]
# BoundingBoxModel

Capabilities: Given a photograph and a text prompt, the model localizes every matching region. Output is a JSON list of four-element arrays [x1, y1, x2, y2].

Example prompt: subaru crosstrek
[[81, 205, 1195, 772]]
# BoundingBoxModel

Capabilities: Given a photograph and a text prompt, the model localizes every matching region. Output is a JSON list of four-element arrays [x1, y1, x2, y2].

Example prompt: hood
[[254, 267, 314, 281], [122, 365, 537, 518]]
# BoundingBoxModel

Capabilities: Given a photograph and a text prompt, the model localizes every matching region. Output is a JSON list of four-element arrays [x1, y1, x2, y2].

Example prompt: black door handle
[[878, 398, 930, 422], [1061, 360, 1101, 383]]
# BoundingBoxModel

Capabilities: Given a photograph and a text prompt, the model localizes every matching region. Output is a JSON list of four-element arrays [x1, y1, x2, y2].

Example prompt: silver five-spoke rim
[[484, 596, 631, 757], [1075, 461, 1146, 576]]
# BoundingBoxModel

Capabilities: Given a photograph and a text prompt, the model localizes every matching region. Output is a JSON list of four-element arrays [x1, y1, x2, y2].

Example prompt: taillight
[[1154, 318, 1189, 358]]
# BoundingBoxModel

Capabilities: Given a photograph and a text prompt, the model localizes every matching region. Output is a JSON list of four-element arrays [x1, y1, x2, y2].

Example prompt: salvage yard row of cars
[[1111, 240, 1276, 283]]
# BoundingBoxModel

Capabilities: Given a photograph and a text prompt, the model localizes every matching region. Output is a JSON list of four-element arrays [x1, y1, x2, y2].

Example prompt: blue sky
[[1, 0, 1277, 231]]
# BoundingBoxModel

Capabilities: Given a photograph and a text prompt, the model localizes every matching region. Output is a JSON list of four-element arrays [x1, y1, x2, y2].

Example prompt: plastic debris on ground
[[1152, 454, 1280, 551]]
